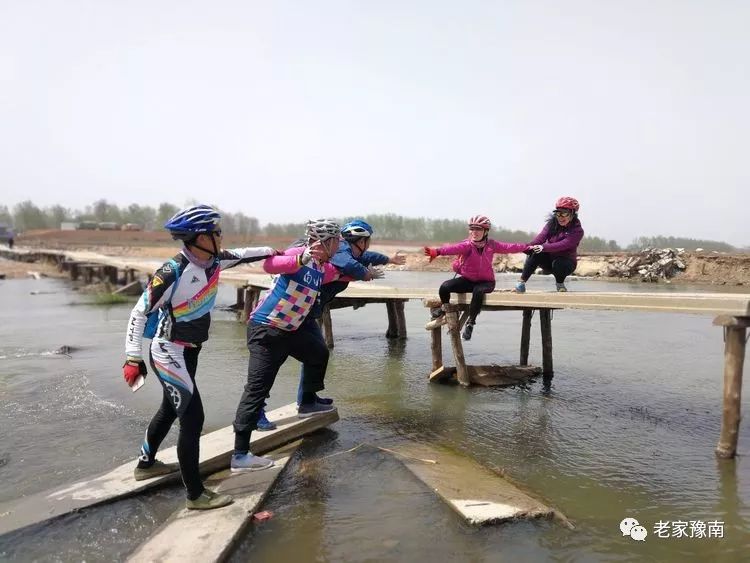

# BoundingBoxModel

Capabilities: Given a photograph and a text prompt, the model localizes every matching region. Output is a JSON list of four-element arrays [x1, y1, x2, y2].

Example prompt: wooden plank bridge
[[2, 247, 748, 458]]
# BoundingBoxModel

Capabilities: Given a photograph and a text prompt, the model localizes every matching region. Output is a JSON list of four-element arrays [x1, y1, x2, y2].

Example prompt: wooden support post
[[107, 266, 118, 285], [322, 305, 334, 349], [445, 304, 469, 386], [431, 327, 443, 372], [716, 325, 747, 459], [70, 263, 79, 281], [241, 288, 253, 323], [394, 300, 407, 339], [520, 309, 532, 366], [539, 309, 553, 376], [385, 300, 398, 339], [236, 286, 245, 311]]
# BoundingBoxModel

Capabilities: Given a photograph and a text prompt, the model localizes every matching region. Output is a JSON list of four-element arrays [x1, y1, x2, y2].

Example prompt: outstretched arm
[[219, 247, 276, 270]]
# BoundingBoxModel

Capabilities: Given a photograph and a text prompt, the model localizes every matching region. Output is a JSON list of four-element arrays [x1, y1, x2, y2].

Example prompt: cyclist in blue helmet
[[123, 204, 277, 510], [294, 218, 406, 407]]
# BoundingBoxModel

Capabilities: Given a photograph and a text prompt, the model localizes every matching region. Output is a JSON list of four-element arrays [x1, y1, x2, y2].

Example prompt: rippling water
[[1, 273, 748, 561]]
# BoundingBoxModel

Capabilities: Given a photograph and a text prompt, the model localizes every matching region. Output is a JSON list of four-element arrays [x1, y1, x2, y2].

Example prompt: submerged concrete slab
[[0, 404, 337, 536], [389, 442, 568, 527], [127, 441, 300, 563]]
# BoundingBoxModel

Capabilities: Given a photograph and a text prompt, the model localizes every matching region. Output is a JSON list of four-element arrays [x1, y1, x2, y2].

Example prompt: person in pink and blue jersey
[[231, 219, 341, 473]]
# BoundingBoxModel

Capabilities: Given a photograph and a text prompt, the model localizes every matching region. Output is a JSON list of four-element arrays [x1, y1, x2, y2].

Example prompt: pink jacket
[[437, 239, 529, 282], [262, 247, 345, 284]]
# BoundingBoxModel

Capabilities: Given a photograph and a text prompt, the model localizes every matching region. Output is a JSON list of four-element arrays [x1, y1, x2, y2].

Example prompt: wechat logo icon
[[621, 517, 648, 542]]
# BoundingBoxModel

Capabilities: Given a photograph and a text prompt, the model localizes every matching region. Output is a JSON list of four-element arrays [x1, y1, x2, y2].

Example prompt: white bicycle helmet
[[306, 219, 341, 243]]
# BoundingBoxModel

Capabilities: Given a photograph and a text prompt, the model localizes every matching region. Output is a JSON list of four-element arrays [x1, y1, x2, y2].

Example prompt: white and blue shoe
[[230, 452, 274, 473]]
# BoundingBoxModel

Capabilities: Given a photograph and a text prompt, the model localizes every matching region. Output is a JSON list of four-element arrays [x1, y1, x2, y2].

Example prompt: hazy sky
[[1, 1, 747, 245]]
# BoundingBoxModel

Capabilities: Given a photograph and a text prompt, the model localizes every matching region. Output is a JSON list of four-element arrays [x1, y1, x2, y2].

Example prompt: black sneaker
[[430, 307, 446, 320], [462, 322, 475, 341], [297, 402, 336, 418], [134, 459, 180, 481]]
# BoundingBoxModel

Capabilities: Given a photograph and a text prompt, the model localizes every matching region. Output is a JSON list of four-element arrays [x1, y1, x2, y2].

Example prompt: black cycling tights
[[138, 346, 205, 500]]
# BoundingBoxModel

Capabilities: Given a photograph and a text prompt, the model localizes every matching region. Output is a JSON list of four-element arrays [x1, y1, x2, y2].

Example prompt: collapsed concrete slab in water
[[388, 442, 570, 527], [0, 403, 338, 537], [127, 441, 301, 563]]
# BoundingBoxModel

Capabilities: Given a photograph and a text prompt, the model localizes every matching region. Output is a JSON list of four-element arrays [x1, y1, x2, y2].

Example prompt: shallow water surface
[[0, 274, 748, 561]]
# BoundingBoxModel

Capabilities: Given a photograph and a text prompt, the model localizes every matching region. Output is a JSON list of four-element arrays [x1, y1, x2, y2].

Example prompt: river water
[[0, 272, 748, 562]]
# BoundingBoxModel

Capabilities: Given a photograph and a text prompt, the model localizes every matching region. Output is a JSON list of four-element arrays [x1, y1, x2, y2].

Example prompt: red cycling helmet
[[555, 196, 580, 212], [468, 215, 491, 229]]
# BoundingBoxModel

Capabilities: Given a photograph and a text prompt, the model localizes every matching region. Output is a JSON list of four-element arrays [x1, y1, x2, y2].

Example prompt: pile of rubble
[[602, 248, 686, 282]]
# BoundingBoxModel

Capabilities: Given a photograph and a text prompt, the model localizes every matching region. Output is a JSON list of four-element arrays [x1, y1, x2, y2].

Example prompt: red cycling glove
[[123, 359, 147, 386], [423, 247, 439, 263]]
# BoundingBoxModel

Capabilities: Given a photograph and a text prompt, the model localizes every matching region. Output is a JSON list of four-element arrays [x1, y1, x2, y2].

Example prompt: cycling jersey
[[249, 247, 338, 331], [126, 246, 274, 359]]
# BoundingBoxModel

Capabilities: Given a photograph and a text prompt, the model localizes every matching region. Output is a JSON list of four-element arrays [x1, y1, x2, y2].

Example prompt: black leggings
[[233, 319, 329, 451], [438, 277, 495, 323], [142, 346, 205, 500], [521, 253, 576, 283]]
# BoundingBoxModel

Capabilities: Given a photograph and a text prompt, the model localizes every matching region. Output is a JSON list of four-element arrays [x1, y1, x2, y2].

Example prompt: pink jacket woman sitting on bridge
[[424, 215, 529, 341]]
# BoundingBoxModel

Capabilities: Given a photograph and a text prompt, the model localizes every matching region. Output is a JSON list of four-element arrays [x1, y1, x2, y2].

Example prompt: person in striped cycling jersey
[[123, 204, 276, 510]]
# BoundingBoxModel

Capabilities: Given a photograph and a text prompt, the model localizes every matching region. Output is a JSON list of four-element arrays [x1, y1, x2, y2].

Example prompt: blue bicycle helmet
[[164, 205, 221, 241], [341, 219, 373, 241]]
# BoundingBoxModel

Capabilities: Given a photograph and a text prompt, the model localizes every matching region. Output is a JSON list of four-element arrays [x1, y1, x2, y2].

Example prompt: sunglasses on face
[[211, 229, 223, 237], [554, 210, 572, 218], [469, 226, 485, 232]]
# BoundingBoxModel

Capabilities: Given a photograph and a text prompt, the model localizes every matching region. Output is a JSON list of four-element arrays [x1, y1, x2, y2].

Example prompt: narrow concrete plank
[[127, 442, 300, 563], [0, 404, 337, 536], [389, 443, 566, 526]]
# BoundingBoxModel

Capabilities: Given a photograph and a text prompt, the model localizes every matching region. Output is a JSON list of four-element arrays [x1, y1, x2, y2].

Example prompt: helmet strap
[[185, 234, 218, 258], [352, 238, 368, 256]]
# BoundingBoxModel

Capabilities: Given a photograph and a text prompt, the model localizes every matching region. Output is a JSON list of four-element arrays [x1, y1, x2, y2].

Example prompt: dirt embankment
[[8, 230, 750, 287]]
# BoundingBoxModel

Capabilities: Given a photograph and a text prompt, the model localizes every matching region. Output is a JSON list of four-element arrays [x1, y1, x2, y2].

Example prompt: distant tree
[[0, 205, 13, 225], [124, 204, 157, 229], [92, 199, 122, 223], [46, 204, 71, 227], [580, 236, 618, 252], [156, 203, 180, 226], [13, 200, 49, 230], [627, 236, 735, 252]]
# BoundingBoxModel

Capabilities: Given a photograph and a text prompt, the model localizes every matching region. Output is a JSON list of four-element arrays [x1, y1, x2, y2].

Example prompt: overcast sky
[[1, 1, 747, 245]]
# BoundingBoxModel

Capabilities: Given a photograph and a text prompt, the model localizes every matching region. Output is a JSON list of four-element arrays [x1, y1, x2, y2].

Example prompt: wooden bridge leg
[[431, 327, 442, 372], [236, 286, 245, 311], [241, 288, 254, 323], [716, 325, 747, 458], [539, 309, 553, 376], [445, 304, 469, 386], [395, 300, 407, 339], [520, 309, 532, 366], [322, 305, 334, 349], [385, 300, 398, 339]]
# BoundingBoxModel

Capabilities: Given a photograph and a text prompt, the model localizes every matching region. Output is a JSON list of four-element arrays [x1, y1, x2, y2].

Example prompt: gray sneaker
[[297, 402, 336, 418], [134, 459, 180, 481], [556, 283, 567, 292], [230, 452, 275, 473]]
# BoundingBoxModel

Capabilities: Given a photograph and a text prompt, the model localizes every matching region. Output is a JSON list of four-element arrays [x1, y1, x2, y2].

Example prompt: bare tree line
[[0, 199, 743, 252]]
